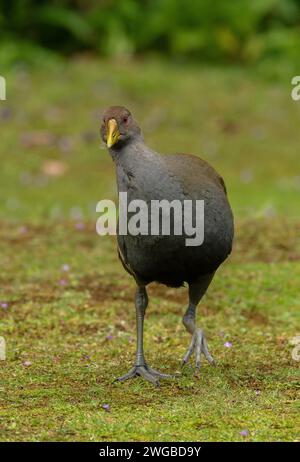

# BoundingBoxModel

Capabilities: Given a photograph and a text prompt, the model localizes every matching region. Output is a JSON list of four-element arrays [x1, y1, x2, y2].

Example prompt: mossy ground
[[0, 59, 299, 441]]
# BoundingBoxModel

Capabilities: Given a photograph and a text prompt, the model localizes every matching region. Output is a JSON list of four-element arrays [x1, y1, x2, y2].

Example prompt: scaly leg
[[115, 285, 173, 386], [182, 273, 216, 372]]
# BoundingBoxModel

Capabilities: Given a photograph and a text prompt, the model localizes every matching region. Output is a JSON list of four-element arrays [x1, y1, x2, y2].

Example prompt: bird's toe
[[182, 328, 215, 372], [114, 363, 173, 386], [137, 366, 160, 386], [147, 366, 175, 379], [114, 366, 137, 382]]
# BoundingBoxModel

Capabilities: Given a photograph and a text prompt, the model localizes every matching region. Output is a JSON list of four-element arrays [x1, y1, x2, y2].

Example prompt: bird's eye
[[123, 116, 128, 123]]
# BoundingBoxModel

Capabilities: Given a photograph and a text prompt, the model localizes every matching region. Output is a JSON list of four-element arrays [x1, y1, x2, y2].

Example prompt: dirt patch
[[221, 364, 271, 390], [76, 274, 133, 303], [233, 218, 300, 263], [148, 283, 187, 304], [76, 275, 189, 306], [242, 309, 269, 325]]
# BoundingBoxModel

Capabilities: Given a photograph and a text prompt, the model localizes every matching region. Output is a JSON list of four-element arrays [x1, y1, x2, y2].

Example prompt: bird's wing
[[162, 153, 227, 198]]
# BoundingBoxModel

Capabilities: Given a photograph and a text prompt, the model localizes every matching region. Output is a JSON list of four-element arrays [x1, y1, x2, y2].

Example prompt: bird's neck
[[109, 137, 159, 170], [109, 138, 164, 197]]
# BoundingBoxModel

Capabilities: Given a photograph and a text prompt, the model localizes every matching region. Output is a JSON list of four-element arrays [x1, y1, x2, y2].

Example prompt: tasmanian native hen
[[100, 106, 234, 385]]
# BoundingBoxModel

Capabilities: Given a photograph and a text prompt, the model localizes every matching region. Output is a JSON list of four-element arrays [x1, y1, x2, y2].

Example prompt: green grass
[[0, 58, 299, 442]]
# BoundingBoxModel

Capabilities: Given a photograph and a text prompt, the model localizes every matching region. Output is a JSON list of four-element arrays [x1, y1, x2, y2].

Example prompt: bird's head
[[101, 106, 141, 150]]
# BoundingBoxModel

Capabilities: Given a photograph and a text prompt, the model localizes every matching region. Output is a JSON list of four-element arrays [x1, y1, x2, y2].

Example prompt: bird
[[100, 105, 234, 386]]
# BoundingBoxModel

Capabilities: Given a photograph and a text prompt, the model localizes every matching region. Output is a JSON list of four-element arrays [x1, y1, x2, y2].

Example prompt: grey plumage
[[101, 106, 234, 385]]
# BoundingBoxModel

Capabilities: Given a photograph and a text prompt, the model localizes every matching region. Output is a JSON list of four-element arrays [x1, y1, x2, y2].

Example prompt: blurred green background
[[1, 0, 300, 222], [1, 0, 300, 74], [0, 0, 299, 443]]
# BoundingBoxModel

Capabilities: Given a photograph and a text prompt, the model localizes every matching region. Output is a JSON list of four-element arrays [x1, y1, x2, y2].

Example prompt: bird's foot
[[115, 363, 174, 386], [181, 328, 216, 373]]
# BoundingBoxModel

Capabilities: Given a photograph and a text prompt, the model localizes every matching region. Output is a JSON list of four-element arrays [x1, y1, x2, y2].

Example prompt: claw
[[182, 328, 215, 371], [147, 366, 175, 379], [114, 366, 136, 382], [181, 335, 196, 365], [138, 366, 160, 386], [202, 336, 216, 365], [195, 329, 203, 369], [115, 364, 173, 386]]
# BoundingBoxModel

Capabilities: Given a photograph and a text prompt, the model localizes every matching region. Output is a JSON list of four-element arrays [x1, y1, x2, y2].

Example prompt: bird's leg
[[182, 274, 216, 373], [135, 285, 147, 367], [115, 285, 173, 386]]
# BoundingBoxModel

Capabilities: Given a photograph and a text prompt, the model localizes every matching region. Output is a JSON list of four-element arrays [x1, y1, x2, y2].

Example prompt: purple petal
[[18, 226, 28, 234], [102, 404, 110, 412], [224, 341, 232, 348], [59, 279, 68, 286], [240, 430, 249, 437], [23, 361, 32, 367], [62, 264, 70, 272], [1, 302, 8, 309], [75, 222, 85, 230]]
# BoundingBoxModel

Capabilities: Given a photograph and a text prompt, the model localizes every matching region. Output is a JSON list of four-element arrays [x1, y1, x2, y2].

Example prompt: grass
[[0, 58, 299, 442]]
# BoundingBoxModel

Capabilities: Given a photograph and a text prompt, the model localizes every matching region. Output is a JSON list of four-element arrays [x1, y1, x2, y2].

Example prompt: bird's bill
[[106, 118, 120, 148]]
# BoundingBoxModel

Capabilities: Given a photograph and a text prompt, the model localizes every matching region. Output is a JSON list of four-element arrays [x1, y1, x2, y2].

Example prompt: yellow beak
[[106, 118, 120, 148]]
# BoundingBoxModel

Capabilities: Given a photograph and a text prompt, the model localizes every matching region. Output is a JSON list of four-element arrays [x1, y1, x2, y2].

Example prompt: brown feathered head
[[101, 106, 141, 149]]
